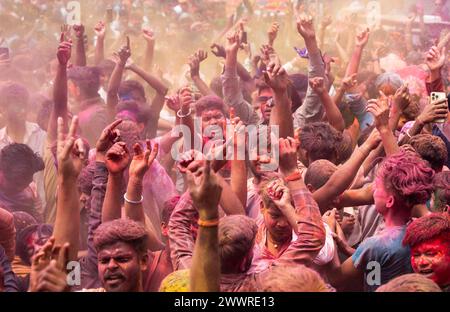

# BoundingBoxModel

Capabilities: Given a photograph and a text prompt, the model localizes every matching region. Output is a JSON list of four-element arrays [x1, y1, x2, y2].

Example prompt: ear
[[75, 85, 81, 98], [239, 250, 253, 273], [386, 195, 395, 209], [306, 184, 314, 193], [67, 81, 78, 97], [259, 200, 265, 213], [161, 222, 168, 237], [297, 148, 307, 165], [137, 123, 146, 134], [333, 150, 339, 165], [140, 252, 149, 271], [444, 205, 449, 214], [302, 151, 310, 167]]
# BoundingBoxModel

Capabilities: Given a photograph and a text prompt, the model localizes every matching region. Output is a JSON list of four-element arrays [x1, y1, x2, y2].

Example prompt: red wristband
[[284, 171, 302, 182]]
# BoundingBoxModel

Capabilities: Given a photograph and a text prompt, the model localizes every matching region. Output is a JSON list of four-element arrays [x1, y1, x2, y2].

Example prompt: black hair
[[67, 66, 101, 97], [0, 143, 44, 181]]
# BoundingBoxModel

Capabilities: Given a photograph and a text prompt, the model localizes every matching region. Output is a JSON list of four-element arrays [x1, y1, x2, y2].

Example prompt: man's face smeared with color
[[97, 241, 147, 292], [201, 109, 226, 137], [411, 236, 450, 287], [262, 204, 292, 243]]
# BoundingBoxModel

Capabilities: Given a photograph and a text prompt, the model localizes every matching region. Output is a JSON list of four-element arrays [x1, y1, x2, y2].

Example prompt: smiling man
[[403, 213, 450, 292]]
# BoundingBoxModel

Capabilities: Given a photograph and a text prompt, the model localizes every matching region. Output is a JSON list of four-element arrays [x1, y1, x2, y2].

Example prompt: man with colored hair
[[329, 151, 435, 291], [93, 218, 150, 292], [403, 213, 450, 291]]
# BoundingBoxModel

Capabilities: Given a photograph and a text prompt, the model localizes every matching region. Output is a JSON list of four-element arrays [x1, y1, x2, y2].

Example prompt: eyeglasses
[[258, 96, 275, 108]]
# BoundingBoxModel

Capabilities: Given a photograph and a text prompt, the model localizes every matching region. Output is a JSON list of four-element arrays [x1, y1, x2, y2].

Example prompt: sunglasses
[[258, 97, 275, 107]]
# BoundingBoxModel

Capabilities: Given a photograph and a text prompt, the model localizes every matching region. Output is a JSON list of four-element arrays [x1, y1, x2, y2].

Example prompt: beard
[[103, 270, 140, 292]]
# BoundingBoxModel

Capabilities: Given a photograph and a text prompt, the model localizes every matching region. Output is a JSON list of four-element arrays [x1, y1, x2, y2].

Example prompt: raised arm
[[389, 84, 411, 131], [367, 96, 399, 156], [276, 138, 326, 265], [425, 45, 446, 91], [334, 74, 357, 108], [124, 141, 158, 223], [398, 97, 448, 145], [230, 113, 247, 207], [362, 143, 384, 177], [188, 50, 215, 96], [336, 184, 375, 209], [216, 173, 245, 216], [293, 14, 327, 128], [335, 32, 350, 66], [53, 117, 84, 261], [82, 133, 110, 287], [124, 141, 163, 251], [310, 77, 345, 132], [345, 28, 369, 78], [72, 24, 86, 67], [405, 13, 416, 53], [142, 28, 155, 72], [221, 31, 259, 125], [312, 130, 381, 212], [94, 21, 106, 66], [127, 62, 168, 96], [90, 119, 123, 223], [160, 89, 196, 158], [266, 53, 294, 138], [177, 88, 196, 147], [318, 15, 332, 49], [267, 22, 280, 47], [102, 142, 130, 223], [267, 179, 302, 232], [49, 33, 72, 143], [107, 37, 131, 121], [188, 160, 222, 292], [126, 62, 169, 137], [178, 150, 244, 216]]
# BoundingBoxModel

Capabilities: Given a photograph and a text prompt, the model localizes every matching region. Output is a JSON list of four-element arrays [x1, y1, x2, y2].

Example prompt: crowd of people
[[0, 0, 449, 293]]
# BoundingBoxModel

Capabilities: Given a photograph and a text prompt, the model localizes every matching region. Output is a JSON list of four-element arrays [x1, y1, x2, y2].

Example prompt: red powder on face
[[411, 235, 450, 287]]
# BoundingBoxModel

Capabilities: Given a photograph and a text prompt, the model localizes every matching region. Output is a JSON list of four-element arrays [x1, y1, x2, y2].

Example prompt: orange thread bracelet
[[284, 171, 302, 182], [198, 218, 220, 227]]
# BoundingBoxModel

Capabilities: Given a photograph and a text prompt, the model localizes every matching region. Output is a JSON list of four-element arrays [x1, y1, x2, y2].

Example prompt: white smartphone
[[431, 92, 448, 123]]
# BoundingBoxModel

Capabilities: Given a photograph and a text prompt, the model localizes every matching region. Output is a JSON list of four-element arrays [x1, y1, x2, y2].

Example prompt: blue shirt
[[352, 225, 413, 292]]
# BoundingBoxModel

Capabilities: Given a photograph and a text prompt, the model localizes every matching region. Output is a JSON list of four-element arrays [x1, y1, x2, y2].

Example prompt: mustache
[[104, 271, 126, 280]]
